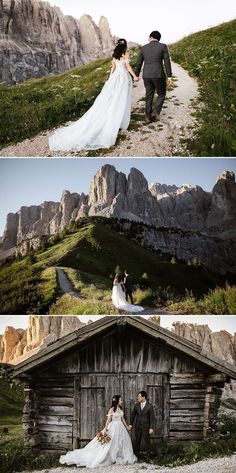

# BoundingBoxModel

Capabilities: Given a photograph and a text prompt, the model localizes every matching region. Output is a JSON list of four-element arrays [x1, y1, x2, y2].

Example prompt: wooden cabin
[[12, 316, 236, 452]]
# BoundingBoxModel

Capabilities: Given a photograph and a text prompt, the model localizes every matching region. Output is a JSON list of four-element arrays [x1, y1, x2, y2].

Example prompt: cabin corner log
[[203, 375, 224, 439], [22, 384, 40, 449]]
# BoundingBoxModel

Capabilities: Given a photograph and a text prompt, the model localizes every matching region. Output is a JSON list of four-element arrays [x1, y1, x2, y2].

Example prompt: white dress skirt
[[59, 409, 137, 468], [49, 59, 132, 151], [112, 283, 144, 313]]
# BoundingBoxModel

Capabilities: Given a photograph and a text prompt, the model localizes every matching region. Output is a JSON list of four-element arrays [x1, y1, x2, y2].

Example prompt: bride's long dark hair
[[113, 38, 127, 60], [111, 395, 121, 412]]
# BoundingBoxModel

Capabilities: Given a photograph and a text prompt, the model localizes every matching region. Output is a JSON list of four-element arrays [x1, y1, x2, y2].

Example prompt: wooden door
[[74, 374, 120, 447], [123, 373, 169, 440]]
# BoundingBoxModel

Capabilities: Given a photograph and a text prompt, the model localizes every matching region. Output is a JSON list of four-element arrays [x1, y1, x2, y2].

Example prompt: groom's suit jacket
[[136, 41, 172, 79], [130, 401, 155, 430]]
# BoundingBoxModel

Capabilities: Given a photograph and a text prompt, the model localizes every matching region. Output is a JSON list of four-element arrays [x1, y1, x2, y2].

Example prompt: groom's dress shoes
[[145, 115, 152, 124], [152, 111, 161, 121]]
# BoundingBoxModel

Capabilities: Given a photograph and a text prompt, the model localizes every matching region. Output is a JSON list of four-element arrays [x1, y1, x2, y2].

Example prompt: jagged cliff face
[[0, 0, 115, 84], [0, 165, 236, 274], [79, 14, 114, 59], [171, 322, 236, 365], [0, 316, 83, 363]]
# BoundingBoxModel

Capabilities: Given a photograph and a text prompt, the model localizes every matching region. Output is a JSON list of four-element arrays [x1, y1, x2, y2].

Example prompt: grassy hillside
[[0, 218, 229, 315], [170, 20, 236, 156], [0, 50, 139, 149], [0, 376, 24, 435]]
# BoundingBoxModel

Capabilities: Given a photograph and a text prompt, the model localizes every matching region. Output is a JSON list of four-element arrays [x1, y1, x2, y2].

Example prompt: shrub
[[0, 436, 59, 473]]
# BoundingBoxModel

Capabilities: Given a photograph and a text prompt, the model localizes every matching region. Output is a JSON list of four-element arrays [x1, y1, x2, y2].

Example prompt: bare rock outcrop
[[99, 16, 115, 54], [207, 171, 236, 233], [1, 165, 236, 274], [0, 1, 115, 84], [0, 316, 84, 363], [149, 183, 179, 199], [171, 322, 236, 365]]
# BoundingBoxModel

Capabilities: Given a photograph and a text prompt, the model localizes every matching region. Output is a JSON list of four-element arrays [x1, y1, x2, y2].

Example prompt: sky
[[0, 158, 235, 235], [0, 315, 236, 334], [48, 0, 236, 44]]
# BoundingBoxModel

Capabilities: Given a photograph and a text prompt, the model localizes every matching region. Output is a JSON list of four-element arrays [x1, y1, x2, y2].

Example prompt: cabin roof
[[12, 316, 236, 379]]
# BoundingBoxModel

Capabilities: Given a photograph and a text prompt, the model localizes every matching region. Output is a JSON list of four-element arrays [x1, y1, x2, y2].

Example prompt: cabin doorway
[[74, 373, 169, 447]]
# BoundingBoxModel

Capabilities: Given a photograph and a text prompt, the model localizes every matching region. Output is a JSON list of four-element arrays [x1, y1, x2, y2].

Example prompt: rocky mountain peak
[[0, 1, 115, 83], [127, 168, 149, 195], [217, 171, 235, 183], [0, 166, 236, 275], [149, 183, 179, 199], [98, 16, 114, 53]]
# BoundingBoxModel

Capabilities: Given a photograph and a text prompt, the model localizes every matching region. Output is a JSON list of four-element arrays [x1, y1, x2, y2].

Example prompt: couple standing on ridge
[[112, 270, 144, 314], [49, 31, 173, 151]]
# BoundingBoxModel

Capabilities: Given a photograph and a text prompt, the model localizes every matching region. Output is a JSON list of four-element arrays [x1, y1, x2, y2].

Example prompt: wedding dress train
[[59, 409, 137, 468], [112, 283, 144, 313], [49, 59, 132, 151]]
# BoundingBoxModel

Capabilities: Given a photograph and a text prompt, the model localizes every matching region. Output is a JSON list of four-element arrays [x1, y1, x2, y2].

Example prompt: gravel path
[[56, 267, 81, 299], [19, 456, 236, 473], [0, 62, 199, 157]]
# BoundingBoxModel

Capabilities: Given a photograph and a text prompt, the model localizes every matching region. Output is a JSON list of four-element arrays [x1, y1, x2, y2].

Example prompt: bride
[[112, 274, 144, 313], [59, 395, 137, 468], [49, 39, 139, 152]]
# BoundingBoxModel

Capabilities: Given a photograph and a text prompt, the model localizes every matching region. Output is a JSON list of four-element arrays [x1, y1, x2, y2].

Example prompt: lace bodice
[[113, 58, 130, 67], [109, 409, 123, 422]]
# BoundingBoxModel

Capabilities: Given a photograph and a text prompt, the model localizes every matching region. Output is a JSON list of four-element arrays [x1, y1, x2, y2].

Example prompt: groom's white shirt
[[140, 401, 146, 410]]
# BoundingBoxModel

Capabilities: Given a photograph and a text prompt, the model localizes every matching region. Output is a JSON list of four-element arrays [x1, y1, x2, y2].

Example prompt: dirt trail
[[56, 267, 81, 299], [0, 62, 199, 157]]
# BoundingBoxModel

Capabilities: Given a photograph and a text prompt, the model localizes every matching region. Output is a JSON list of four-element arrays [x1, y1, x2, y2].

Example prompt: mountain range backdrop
[[0, 0, 119, 84], [0, 164, 235, 315]]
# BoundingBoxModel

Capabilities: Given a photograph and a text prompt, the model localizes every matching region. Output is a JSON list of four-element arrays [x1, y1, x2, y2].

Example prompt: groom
[[136, 31, 173, 123], [129, 391, 155, 455], [124, 270, 134, 304]]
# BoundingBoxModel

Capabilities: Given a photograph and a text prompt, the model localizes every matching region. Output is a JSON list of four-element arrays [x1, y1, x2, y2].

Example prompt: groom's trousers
[[143, 77, 166, 118], [134, 426, 150, 455]]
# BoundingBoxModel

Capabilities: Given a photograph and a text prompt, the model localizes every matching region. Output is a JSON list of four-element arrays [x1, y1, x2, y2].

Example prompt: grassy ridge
[[170, 20, 236, 156], [0, 50, 139, 148], [0, 219, 227, 314]]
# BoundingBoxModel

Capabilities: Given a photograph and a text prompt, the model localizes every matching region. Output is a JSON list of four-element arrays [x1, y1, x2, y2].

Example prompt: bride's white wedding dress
[[112, 282, 144, 313], [49, 58, 132, 151], [59, 409, 137, 468]]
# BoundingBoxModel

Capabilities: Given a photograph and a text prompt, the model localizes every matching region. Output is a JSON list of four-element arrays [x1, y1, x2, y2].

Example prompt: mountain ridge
[[1, 165, 235, 250], [0, 0, 115, 84]]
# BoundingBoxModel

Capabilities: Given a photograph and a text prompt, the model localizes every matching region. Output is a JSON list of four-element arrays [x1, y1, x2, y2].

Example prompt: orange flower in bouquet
[[96, 431, 111, 445]]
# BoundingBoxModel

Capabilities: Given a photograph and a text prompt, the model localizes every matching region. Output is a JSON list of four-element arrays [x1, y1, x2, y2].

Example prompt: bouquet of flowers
[[96, 431, 111, 445]]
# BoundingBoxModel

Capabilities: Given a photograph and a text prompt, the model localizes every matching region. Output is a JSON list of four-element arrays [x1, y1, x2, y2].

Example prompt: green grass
[[49, 293, 117, 315], [0, 436, 59, 473], [37, 266, 59, 313], [166, 285, 236, 314], [0, 218, 229, 314], [1, 417, 236, 473], [0, 377, 24, 436], [170, 19, 236, 156], [0, 49, 139, 149]]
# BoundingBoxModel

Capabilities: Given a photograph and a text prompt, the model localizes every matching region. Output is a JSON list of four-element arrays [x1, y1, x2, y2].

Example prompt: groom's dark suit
[[130, 401, 155, 454], [136, 41, 172, 119]]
